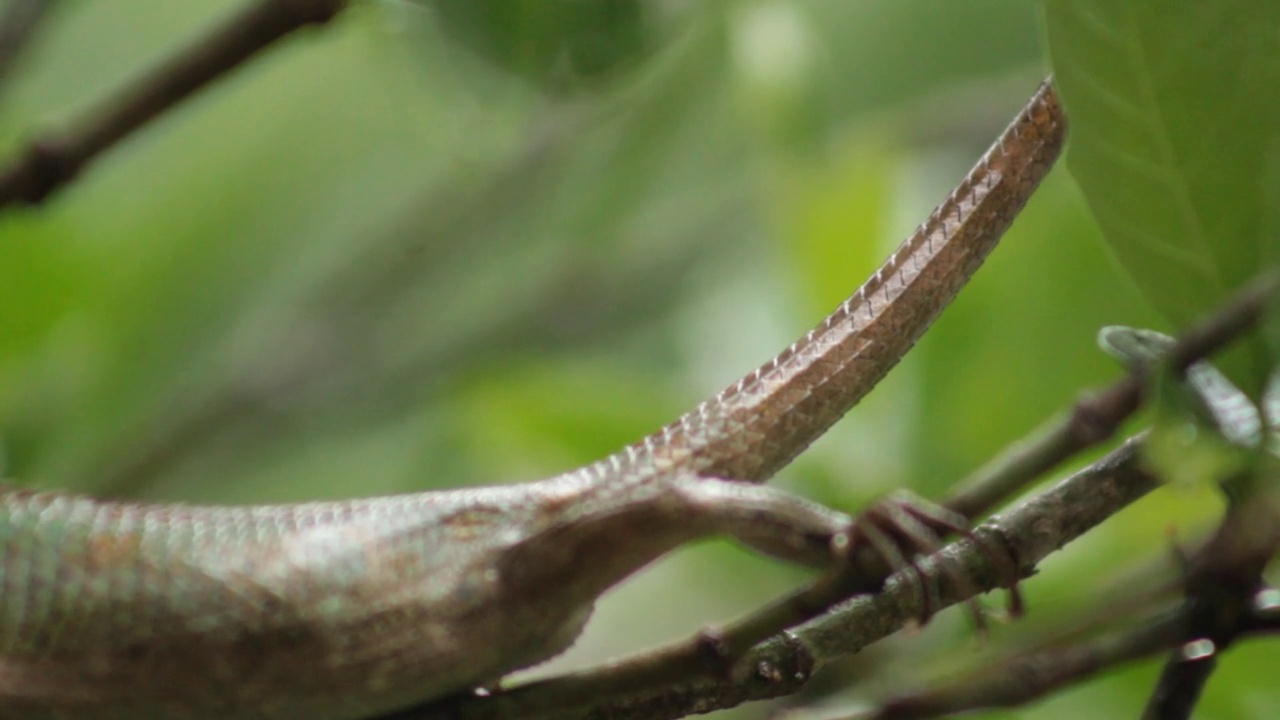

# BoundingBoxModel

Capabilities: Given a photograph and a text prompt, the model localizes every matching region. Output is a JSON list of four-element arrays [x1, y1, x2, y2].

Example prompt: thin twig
[[863, 604, 1188, 720], [852, 582, 1280, 720], [852, 584, 1280, 720], [1141, 472, 1280, 720], [860, 288, 1280, 720], [0, 0, 347, 208], [946, 270, 1280, 519]]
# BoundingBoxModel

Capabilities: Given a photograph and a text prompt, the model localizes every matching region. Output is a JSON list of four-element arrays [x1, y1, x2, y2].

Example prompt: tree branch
[[852, 581, 1280, 720], [863, 604, 1188, 720], [369, 273, 1280, 720], [946, 270, 1280, 519], [1141, 465, 1280, 719], [391, 439, 1158, 720], [851, 579, 1280, 719], [0, 0, 346, 208]]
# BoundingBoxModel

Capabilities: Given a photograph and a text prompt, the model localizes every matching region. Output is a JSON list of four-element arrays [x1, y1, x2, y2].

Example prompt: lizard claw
[[839, 492, 1021, 633]]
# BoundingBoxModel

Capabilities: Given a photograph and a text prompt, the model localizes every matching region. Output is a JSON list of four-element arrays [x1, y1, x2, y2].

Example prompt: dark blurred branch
[[0, 0, 53, 94], [1143, 637, 1217, 720], [1142, 467, 1280, 720], [862, 604, 1187, 720], [0, 0, 346, 208], [852, 582, 1280, 720]]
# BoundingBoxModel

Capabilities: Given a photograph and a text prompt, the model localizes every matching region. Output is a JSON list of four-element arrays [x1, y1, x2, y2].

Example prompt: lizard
[[1099, 326, 1276, 449], [0, 80, 1066, 720]]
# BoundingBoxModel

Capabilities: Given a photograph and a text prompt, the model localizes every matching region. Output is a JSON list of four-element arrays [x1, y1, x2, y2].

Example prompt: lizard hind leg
[[667, 475, 854, 570], [670, 479, 970, 596], [668, 479, 989, 674], [855, 493, 1024, 632], [854, 493, 982, 629]]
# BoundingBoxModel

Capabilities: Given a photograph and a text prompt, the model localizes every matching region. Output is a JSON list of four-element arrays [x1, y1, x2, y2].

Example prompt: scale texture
[[0, 82, 1065, 720]]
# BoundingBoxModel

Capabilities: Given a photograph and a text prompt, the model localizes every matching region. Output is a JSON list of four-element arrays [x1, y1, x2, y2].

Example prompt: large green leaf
[[1045, 1, 1280, 341]]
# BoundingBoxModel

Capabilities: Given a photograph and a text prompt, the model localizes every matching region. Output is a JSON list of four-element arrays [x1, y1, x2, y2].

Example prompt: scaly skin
[[0, 81, 1065, 719]]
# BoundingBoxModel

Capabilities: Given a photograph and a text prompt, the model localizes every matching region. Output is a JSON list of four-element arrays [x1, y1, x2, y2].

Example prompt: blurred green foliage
[[431, 0, 649, 89], [0, 0, 1274, 718], [1047, 0, 1280, 396]]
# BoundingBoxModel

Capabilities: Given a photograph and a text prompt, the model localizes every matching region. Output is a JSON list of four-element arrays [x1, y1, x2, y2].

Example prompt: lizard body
[[0, 81, 1065, 719]]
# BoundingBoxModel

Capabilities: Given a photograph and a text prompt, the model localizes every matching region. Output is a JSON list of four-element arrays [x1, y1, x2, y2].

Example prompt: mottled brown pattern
[[85, 533, 141, 570]]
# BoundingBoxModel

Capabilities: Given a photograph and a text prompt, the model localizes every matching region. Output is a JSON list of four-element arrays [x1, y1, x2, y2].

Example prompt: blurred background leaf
[[1045, 0, 1280, 393], [429, 0, 650, 91], [0, 0, 1271, 717]]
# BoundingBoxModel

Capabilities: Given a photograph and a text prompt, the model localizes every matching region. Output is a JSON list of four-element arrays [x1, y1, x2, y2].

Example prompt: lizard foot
[[837, 492, 1019, 634]]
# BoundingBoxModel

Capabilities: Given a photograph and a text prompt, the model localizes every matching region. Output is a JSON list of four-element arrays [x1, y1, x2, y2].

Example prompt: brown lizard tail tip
[[1028, 78, 1067, 142], [985, 79, 1066, 178]]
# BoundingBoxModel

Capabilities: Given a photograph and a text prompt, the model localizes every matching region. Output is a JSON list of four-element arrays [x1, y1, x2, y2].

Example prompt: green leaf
[[1044, 1, 1280, 334]]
